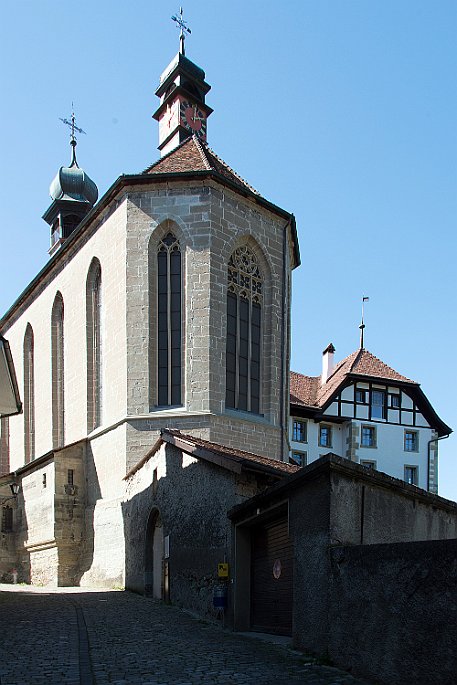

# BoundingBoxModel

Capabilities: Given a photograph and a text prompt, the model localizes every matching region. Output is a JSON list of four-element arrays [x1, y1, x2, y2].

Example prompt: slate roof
[[291, 348, 417, 410], [144, 135, 259, 195]]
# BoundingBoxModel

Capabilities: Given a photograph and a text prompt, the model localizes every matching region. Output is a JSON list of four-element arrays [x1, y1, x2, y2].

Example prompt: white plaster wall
[[2, 201, 128, 470], [289, 417, 344, 464], [290, 415, 431, 490], [356, 422, 431, 489]]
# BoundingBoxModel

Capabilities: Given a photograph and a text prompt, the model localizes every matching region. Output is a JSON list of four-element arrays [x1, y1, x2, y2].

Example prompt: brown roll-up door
[[250, 516, 293, 636]]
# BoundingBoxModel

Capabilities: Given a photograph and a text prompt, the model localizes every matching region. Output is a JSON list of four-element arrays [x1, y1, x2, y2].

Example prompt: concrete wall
[[230, 456, 457, 680], [329, 466, 457, 546], [328, 539, 457, 685]]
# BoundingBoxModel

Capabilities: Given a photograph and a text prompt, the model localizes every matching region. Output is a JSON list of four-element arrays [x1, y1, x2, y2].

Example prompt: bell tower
[[43, 111, 98, 256], [153, 9, 213, 156]]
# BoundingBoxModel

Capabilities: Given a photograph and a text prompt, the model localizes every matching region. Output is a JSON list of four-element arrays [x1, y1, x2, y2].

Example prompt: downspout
[[427, 433, 450, 491], [280, 218, 292, 461]]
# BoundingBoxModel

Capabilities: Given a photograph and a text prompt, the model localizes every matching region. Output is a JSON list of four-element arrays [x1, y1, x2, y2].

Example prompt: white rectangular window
[[291, 451, 307, 467], [371, 390, 386, 419], [360, 460, 376, 469], [319, 425, 332, 448], [404, 465, 418, 486], [355, 389, 366, 403], [292, 420, 307, 443], [361, 425, 376, 448], [404, 431, 418, 452]]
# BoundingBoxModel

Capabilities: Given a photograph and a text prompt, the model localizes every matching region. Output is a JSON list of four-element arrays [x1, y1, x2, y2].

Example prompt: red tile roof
[[291, 348, 417, 409], [144, 135, 259, 195], [164, 429, 299, 475]]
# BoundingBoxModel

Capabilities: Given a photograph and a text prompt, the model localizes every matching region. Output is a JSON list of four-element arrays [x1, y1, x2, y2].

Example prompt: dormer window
[[371, 390, 386, 419]]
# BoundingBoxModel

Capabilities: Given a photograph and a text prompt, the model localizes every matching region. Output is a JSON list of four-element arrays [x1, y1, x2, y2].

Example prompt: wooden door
[[250, 516, 293, 635]]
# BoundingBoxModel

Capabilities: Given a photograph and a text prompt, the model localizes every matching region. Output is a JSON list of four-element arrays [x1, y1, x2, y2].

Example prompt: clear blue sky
[[0, 1, 456, 497]]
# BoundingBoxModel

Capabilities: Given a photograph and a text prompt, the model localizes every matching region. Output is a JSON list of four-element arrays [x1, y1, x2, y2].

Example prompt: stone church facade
[[0, 44, 299, 587]]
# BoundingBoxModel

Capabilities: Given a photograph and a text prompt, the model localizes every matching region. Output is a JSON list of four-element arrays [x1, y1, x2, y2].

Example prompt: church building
[[0, 30, 455, 680], [0, 35, 299, 589]]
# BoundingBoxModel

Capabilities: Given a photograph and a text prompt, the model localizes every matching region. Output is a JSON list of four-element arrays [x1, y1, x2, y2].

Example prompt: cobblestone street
[[0, 586, 369, 685]]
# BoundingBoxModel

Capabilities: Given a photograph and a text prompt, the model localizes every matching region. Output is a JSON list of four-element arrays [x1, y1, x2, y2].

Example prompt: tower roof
[[49, 144, 98, 206], [144, 135, 259, 196]]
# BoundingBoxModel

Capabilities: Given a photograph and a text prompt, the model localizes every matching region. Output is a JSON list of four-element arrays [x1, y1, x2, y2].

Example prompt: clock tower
[[153, 47, 213, 156]]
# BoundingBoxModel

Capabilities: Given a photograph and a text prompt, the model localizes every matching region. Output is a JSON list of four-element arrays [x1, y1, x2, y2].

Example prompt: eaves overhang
[[0, 169, 300, 330], [0, 336, 22, 417]]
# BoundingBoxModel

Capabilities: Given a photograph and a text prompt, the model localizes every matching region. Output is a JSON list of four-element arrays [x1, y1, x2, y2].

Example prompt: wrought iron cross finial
[[171, 7, 191, 55], [59, 105, 86, 166]]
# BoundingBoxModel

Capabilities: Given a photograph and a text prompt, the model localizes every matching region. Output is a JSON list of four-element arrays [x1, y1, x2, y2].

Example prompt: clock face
[[180, 101, 207, 139]]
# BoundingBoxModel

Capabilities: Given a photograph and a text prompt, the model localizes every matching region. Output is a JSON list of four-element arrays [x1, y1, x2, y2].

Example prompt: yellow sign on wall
[[218, 562, 229, 578]]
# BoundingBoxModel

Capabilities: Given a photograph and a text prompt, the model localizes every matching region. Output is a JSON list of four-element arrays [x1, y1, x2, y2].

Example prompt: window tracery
[[226, 246, 262, 414]]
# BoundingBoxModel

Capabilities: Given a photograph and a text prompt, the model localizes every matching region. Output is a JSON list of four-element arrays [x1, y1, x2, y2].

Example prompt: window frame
[[319, 424, 332, 448], [370, 389, 386, 420], [291, 451, 307, 467], [360, 425, 377, 448], [360, 460, 377, 470], [292, 419, 307, 443], [156, 232, 182, 408], [225, 245, 263, 415], [355, 389, 366, 404], [404, 465, 418, 486], [404, 430, 419, 452]]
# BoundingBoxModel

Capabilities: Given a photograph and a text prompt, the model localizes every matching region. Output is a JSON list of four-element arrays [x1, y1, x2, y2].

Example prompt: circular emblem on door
[[272, 559, 282, 579]]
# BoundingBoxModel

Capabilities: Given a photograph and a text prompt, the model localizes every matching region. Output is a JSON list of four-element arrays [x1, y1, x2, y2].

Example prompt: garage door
[[250, 516, 293, 635]]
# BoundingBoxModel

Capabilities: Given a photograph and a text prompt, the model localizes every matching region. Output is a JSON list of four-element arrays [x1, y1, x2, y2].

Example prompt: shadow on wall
[[0, 484, 25, 583], [121, 443, 239, 620], [71, 441, 101, 586]]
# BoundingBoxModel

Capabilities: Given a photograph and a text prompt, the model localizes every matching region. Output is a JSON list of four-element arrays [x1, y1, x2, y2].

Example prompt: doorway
[[250, 516, 293, 635], [145, 508, 164, 599]]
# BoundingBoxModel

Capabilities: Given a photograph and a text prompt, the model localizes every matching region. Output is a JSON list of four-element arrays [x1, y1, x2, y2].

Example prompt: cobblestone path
[[0, 586, 369, 685]]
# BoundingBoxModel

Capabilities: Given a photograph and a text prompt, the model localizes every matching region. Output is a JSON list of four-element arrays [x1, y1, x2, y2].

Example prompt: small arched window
[[157, 233, 182, 406], [226, 246, 262, 414], [23, 324, 35, 463], [86, 260, 102, 431], [51, 293, 65, 448]]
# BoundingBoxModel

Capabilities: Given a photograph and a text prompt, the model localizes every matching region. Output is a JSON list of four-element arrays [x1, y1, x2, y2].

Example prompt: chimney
[[321, 343, 336, 384]]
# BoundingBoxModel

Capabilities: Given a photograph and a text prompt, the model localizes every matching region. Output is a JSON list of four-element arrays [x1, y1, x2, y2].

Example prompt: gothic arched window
[[23, 324, 35, 463], [226, 246, 262, 414], [86, 260, 102, 431], [157, 233, 182, 406], [51, 293, 65, 448]]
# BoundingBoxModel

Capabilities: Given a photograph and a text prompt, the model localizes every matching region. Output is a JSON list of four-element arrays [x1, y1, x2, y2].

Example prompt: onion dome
[[49, 139, 98, 206]]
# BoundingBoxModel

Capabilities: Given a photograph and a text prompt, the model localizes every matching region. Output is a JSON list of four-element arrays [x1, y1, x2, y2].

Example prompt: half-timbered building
[[289, 344, 451, 492]]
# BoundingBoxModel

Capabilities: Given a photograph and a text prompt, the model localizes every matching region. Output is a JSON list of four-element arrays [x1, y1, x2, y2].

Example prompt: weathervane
[[359, 296, 369, 349], [172, 7, 191, 55], [59, 105, 86, 166]]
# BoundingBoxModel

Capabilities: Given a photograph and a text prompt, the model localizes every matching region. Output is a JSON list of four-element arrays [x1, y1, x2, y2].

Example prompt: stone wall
[[124, 442, 271, 619], [328, 539, 457, 685]]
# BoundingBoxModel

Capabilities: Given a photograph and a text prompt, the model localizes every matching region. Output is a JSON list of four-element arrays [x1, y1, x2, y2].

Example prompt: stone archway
[[144, 508, 163, 598]]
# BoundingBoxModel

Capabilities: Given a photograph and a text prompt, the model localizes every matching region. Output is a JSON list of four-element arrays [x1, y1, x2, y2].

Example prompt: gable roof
[[290, 347, 451, 436], [125, 429, 299, 480], [144, 135, 259, 196]]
